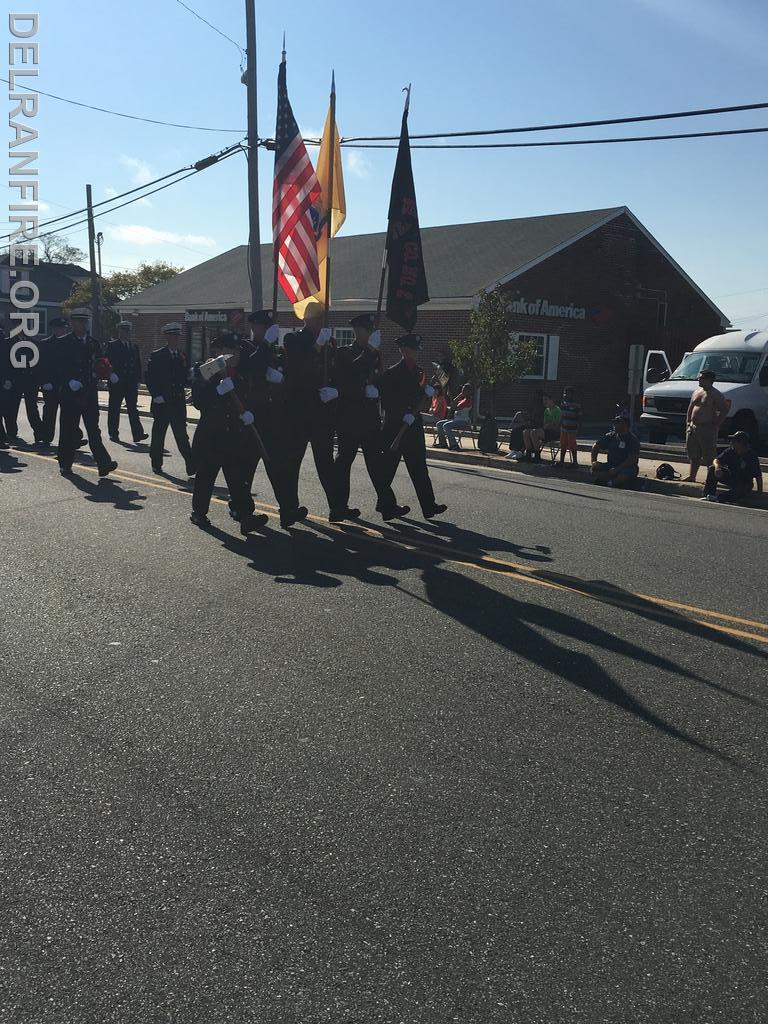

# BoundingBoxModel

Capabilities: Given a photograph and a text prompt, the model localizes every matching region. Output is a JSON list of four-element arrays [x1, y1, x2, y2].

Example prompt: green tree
[[41, 233, 86, 264], [63, 260, 183, 337], [449, 289, 538, 415]]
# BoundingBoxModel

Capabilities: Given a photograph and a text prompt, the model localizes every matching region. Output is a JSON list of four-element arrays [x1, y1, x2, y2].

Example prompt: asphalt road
[[1, 410, 767, 1024]]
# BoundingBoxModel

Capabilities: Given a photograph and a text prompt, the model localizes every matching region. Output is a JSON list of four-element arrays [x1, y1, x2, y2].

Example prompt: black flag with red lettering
[[385, 99, 429, 330]]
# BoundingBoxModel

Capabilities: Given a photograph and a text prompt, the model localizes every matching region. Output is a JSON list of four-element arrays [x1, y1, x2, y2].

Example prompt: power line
[[1, 76, 244, 133], [338, 126, 768, 149], [341, 100, 768, 143], [2, 148, 242, 250], [3, 142, 245, 241], [173, 0, 245, 61]]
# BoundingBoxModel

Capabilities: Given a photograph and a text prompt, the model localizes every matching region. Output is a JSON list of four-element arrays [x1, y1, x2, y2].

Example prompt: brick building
[[116, 206, 727, 420]]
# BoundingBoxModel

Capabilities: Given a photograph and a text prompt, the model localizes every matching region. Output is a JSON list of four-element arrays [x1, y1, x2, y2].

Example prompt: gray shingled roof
[[118, 207, 625, 311]]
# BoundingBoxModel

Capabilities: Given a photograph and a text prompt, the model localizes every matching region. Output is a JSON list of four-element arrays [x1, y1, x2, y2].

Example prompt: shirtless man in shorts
[[684, 370, 729, 482]]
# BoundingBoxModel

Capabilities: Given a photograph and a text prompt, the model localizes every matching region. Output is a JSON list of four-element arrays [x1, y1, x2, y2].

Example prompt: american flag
[[272, 58, 321, 305]]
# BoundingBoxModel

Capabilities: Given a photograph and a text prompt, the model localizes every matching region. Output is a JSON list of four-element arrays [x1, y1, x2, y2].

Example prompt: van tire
[[731, 411, 759, 447], [649, 429, 667, 444]]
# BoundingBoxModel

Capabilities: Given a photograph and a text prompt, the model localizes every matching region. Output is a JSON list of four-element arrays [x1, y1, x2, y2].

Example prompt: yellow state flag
[[293, 84, 346, 320]]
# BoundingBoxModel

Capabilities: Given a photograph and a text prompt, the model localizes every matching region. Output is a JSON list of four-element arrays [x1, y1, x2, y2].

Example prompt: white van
[[640, 329, 768, 445]]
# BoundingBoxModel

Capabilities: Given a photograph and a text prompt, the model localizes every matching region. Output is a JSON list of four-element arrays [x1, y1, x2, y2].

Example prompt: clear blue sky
[[9, 0, 768, 326]]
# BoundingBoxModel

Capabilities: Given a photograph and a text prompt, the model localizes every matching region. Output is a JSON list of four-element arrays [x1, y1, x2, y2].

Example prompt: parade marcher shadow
[[61, 473, 146, 511], [377, 516, 554, 565], [0, 451, 26, 474], [203, 518, 422, 590], [420, 564, 742, 766]]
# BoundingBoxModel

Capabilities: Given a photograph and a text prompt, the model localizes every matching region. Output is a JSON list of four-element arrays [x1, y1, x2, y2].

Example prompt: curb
[[424, 444, 768, 509]]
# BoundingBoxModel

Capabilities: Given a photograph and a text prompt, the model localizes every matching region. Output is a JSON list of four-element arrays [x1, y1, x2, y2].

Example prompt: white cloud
[[106, 224, 217, 250], [345, 150, 371, 180], [120, 155, 154, 186], [105, 186, 119, 199]]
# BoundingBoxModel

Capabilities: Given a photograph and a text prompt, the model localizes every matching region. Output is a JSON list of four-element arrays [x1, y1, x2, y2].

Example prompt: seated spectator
[[590, 415, 640, 487], [559, 385, 582, 465], [435, 383, 473, 451], [520, 394, 561, 463], [701, 431, 763, 504], [425, 384, 449, 436], [506, 410, 528, 460]]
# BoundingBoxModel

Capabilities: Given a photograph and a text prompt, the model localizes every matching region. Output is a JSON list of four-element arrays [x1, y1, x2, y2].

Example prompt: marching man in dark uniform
[[53, 308, 117, 478], [36, 315, 78, 449], [145, 323, 196, 477], [189, 332, 268, 535], [280, 301, 339, 528], [378, 333, 447, 520], [106, 321, 148, 444], [0, 324, 44, 445], [238, 309, 288, 517], [333, 313, 399, 521]]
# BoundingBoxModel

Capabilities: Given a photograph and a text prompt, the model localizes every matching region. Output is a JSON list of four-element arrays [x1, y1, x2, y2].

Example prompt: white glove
[[109, 372, 119, 384], [42, 383, 53, 392], [365, 385, 379, 399], [402, 413, 415, 426], [2, 380, 11, 390], [264, 324, 280, 345], [368, 330, 382, 350], [265, 366, 283, 384], [68, 379, 83, 393], [152, 395, 165, 405], [240, 410, 255, 426], [315, 327, 333, 348], [319, 386, 338, 404], [216, 376, 235, 396], [423, 384, 435, 398]]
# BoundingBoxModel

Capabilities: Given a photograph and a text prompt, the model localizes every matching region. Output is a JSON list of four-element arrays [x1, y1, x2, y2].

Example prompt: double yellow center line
[[11, 446, 768, 648]]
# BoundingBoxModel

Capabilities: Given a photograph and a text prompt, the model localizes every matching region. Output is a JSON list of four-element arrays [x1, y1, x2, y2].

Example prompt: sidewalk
[[98, 391, 768, 509]]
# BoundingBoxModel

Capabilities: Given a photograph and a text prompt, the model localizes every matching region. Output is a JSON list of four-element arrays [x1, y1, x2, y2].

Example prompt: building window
[[512, 333, 560, 381], [334, 327, 354, 347]]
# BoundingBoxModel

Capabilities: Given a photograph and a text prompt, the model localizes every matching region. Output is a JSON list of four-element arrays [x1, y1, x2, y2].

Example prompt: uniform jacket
[[282, 328, 335, 411], [379, 358, 427, 428], [191, 361, 256, 448], [145, 346, 188, 401], [105, 338, 142, 385], [335, 343, 382, 429], [52, 332, 103, 395]]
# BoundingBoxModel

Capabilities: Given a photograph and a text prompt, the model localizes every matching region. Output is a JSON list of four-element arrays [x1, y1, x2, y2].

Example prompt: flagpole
[[271, 35, 286, 318], [322, 71, 336, 329]]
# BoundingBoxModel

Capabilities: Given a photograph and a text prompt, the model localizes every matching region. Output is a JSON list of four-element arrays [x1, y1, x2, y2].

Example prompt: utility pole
[[86, 184, 101, 337], [244, 0, 263, 312]]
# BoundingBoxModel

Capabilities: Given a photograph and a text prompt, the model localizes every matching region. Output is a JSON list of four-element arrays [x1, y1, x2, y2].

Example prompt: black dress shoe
[[240, 513, 269, 535], [345, 507, 361, 519], [185, 464, 197, 478], [151, 464, 163, 475], [75, 438, 88, 449], [135, 432, 149, 442], [424, 503, 448, 519], [328, 508, 346, 523], [382, 504, 410, 521], [280, 505, 309, 529], [98, 460, 118, 478], [0, 441, 10, 451], [59, 466, 73, 476], [109, 434, 120, 442], [190, 512, 212, 529]]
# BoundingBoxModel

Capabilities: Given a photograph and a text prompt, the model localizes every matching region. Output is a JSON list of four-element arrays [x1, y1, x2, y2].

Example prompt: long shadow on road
[[203, 515, 756, 767], [420, 564, 742, 768]]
